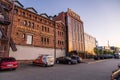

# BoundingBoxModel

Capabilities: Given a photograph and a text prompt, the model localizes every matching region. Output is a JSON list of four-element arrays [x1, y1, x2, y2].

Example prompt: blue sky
[[18, 0, 120, 47]]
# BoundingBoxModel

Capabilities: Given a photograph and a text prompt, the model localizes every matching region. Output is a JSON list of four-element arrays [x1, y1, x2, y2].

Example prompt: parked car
[[111, 64, 120, 80], [0, 57, 18, 70], [33, 55, 54, 67], [114, 53, 120, 59], [71, 55, 82, 63], [111, 69, 120, 80], [56, 56, 77, 64], [94, 55, 100, 60]]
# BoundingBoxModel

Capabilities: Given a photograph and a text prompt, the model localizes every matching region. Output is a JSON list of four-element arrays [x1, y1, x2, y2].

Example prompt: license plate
[[7, 64, 13, 67]]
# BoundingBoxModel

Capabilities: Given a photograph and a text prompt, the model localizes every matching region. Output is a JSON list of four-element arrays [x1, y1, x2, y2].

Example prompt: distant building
[[54, 8, 85, 58], [84, 33, 96, 56], [110, 46, 120, 53]]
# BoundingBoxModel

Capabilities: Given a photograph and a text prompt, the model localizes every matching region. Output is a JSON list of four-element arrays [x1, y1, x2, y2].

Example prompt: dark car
[[111, 69, 120, 80], [0, 57, 18, 70], [111, 64, 120, 80], [94, 55, 104, 60], [56, 56, 77, 64], [71, 55, 82, 63]]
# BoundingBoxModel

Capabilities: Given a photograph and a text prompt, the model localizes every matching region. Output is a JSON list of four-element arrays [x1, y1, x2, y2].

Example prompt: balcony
[[0, 14, 11, 25]]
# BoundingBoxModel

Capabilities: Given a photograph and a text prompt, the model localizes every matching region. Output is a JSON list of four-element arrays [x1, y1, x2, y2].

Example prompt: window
[[41, 37, 49, 45], [0, 30, 2, 38], [29, 14, 31, 18], [14, 9, 18, 14], [44, 27, 46, 32], [58, 40, 59, 45], [31, 23, 34, 28], [42, 26, 44, 31], [40, 18, 42, 22], [23, 20, 27, 26], [47, 38, 49, 44], [26, 35, 33, 45], [44, 38, 46, 43], [35, 17, 37, 20], [22, 33, 26, 40], [28, 21, 31, 27], [21, 12, 25, 16], [16, 32, 18, 35], [48, 28, 49, 32], [41, 37, 43, 42]]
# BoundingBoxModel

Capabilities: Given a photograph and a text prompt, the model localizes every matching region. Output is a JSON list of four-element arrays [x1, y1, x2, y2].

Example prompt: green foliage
[[94, 47, 99, 54], [94, 47, 114, 55]]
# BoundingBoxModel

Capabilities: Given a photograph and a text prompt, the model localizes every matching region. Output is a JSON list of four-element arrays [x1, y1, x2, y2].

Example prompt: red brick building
[[7, 1, 66, 60]]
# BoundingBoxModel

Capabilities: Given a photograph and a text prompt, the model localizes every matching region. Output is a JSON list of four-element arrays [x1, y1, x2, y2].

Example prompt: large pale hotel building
[[54, 9, 85, 58]]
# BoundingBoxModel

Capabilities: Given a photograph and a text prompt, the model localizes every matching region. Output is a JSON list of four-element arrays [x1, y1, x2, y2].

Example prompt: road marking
[[87, 60, 106, 64]]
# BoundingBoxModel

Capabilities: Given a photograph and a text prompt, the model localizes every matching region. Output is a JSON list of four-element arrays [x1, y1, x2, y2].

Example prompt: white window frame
[[26, 34, 33, 45]]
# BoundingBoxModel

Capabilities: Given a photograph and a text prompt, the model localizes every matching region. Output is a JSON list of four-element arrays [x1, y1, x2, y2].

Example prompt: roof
[[14, 0, 24, 8], [26, 7, 38, 13], [40, 13, 49, 18]]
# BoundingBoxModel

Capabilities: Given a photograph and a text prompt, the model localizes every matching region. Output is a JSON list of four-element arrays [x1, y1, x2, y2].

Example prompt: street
[[0, 59, 120, 80]]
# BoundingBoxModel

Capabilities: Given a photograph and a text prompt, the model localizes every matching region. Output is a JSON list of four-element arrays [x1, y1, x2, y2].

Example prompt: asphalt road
[[0, 59, 120, 80]]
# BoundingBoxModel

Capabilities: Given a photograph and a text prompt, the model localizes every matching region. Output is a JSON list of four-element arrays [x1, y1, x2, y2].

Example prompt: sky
[[18, 0, 120, 47]]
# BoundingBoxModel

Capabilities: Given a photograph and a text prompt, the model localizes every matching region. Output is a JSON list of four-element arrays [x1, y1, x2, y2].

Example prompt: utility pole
[[108, 40, 110, 47], [54, 21, 56, 62]]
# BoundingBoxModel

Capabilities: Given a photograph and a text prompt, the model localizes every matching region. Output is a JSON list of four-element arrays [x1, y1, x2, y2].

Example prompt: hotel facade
[[54, 9, 85, 58]]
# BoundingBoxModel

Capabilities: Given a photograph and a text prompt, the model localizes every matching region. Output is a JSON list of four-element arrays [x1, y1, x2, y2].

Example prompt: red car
[[0, 57, 18, 70]]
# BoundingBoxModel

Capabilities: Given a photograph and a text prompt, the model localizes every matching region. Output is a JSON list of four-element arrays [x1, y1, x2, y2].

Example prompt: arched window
[[23, 20, 27, 26], [31, 23, 34, 28], [29, 14, 31, 18], [14, 9, 18, 14], [21, 12, 25, 16], [28, 21, 31, 27]]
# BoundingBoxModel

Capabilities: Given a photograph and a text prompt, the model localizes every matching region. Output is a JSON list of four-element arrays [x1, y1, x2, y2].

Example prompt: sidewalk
[[82, 59, 95, 63]]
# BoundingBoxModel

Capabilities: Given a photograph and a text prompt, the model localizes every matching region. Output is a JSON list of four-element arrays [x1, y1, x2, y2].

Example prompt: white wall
[[9, 45, 65, 60]]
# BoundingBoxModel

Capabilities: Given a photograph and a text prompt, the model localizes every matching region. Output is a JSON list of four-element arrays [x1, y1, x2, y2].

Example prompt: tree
[[94, 47, 99, 55]]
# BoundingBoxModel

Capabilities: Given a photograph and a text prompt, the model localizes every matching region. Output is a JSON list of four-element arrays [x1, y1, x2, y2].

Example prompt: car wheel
[[43, 64, 47, 67], [68, 61, 71, 64], [12, 68, 16, 70], [51, 65, 54, 67], [0, 67, 2, 71], [32, 62, 36, 65], [56, 60, 59, 64]]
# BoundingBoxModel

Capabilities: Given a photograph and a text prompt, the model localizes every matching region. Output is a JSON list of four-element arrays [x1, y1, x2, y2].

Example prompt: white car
[[33, 55, 55, 67]]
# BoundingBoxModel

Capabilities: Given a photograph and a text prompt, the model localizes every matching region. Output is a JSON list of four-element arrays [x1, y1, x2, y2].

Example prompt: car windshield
[[66, 57, 71, 60], [1, 58, 16, 62], [71, 57, 77, 59]]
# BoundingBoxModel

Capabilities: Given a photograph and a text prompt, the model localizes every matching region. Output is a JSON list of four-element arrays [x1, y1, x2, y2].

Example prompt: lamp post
[[54, 21, 56, 63]]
